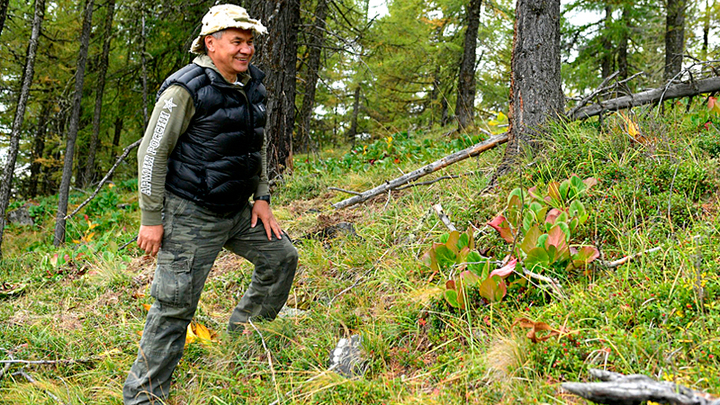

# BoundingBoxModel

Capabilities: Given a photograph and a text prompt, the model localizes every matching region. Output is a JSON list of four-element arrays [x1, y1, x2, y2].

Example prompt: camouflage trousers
[[123, 192, 298, 405]]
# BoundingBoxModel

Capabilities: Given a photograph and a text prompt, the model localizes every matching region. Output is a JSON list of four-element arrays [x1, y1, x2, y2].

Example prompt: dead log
[[562, 368, 720, 405], [570, 76, 720, 120], [332, 133, 508, 209]]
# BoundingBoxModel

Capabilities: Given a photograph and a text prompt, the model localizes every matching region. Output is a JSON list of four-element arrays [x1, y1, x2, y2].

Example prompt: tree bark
[[702, 0, 710, 58], [27, 101, 51, 198], [0, 0, 45, 259], [107, 116, 123, 181], [54, 0, 94, 247], [617, 4, 630, 80], [297, 0, 328, 154], [500, 0, 563, 169], [82, 0, 116, 188], [251, 0, 300, 180], [664, 0, 686, 80], [455, 0, 482, 129], [0, 0, 8, 37], [601, 6, 614, 79]]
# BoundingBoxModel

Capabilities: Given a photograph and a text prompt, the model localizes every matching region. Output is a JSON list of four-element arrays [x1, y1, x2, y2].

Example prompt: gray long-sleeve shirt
[[137, 55, 269, 226]]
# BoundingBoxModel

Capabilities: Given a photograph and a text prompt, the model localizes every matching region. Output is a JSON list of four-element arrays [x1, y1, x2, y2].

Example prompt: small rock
[[7, 206, 33, 226], [329, 334, 366, 378], [278, 306, 307, 318]]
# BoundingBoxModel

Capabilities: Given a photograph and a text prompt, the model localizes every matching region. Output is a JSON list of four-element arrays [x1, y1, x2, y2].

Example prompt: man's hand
[[138, 224, 164, 256], [251, 200, 283, 240]]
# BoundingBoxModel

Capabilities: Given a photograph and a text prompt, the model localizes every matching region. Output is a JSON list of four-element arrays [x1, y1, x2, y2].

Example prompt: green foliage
[[296, 130, 486, 175], [488, 175, 600, 276]]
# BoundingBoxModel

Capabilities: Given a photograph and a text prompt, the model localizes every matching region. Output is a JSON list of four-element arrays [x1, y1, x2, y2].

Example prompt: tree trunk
[[664, 0, 686, 80], [347, 85, 361, 148], [0, 0, 8, 37], [297, 0, 328, 154], [251, 0, 300, 180], [27, 101, 51, 198], [0, 0, 45, 259], [455, 0, 482, 129], [82, 0, 115, 188], [140, 8, 149, 126], [702, 0, 710, 58], [499, 0, 563, 171], [617, 5, 630, 80], [107, 116, 123, 181], [600, 6, 614, 79], [54, 0, 94, 247]]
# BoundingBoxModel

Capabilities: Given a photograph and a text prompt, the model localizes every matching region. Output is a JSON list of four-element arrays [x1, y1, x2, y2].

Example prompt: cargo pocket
[[150, 250, 194, 308]]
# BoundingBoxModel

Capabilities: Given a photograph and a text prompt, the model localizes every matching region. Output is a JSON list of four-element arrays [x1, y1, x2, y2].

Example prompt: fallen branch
[[12, 370, 67, 404], [328, 187, 361, 196], [600, 246, 662, 268], [396, 171, 478, 191], [432, 203, 457, 232], [570, 76, 720, 120], [65, 139, 142, 220], [333, 132, 508, 209], [522, 268, 566, 300], [562, 368, 720, 405]]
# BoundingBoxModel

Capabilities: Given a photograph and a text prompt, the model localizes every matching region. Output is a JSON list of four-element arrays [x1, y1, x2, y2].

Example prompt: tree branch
[[333, 133, 508, 209], [65, 139, 141, 220]]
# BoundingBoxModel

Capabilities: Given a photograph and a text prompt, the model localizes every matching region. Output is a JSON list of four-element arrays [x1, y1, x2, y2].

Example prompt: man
[[123, 5, 298, 404]]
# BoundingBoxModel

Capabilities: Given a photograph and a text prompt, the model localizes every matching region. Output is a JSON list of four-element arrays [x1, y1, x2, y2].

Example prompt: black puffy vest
[[157, 63, 267, 213]]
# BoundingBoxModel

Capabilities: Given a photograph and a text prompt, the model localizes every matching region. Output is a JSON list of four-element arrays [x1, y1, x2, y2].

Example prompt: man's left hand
[[251, 200, 283, 240]]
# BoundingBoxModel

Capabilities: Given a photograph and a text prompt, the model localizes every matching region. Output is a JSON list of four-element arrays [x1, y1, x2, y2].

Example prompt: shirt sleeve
[[137, 85, 195, 226], [254, 130, 270, 198]]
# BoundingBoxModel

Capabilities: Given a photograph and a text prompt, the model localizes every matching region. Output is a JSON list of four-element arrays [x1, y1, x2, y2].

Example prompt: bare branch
[[65, 139, 141, 220]]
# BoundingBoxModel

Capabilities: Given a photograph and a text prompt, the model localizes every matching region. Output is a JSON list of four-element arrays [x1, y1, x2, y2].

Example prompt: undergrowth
[[1, 103, 719, 404]]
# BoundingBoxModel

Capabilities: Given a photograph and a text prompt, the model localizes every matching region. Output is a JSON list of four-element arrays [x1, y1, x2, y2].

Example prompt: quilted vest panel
[[158, 63, 267, 213]]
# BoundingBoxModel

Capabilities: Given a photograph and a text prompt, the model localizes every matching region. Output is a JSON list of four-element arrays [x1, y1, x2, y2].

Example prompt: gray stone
[[7, 206, 33, 226], [329, 334, 367, 378]]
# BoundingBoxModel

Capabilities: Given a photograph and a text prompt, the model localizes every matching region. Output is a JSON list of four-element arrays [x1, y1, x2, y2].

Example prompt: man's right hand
[[138, 224, 164, 256]]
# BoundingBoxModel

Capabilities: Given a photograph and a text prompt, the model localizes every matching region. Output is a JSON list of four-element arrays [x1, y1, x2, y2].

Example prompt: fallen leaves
[[137, 304, 217, 346], [512, 317, 575, 343]]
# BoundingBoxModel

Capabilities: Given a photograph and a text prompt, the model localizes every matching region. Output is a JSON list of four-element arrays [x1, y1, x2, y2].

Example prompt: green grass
[[1, 107, 720, 404]]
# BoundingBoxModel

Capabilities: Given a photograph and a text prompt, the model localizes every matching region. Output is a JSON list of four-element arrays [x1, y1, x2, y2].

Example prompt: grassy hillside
[[1, 104, 719, 404]]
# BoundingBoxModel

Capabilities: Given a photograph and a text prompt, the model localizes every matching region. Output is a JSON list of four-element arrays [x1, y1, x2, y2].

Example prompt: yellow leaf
[[194, 322, 213, 343], [99, 348, 122, 357], [185, 324, 197, 345], [142, 303, 152, 311], [497, 111, 507, 122]]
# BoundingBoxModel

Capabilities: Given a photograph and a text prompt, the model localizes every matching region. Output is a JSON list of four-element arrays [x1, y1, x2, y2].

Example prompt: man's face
[[205, 28, 255, 79]]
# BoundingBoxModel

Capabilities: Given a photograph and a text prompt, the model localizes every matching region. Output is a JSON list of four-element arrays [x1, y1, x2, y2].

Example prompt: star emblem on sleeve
[[163, 97, 177, 112]]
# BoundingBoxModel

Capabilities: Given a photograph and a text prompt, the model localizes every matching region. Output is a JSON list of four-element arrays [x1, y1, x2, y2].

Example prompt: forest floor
[[1, 103, 720, 404]]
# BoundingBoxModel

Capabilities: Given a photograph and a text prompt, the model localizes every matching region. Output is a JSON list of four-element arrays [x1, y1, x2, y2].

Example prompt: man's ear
[[204, 35, 215, 53]]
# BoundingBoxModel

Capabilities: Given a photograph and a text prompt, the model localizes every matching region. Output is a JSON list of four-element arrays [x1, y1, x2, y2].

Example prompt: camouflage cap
[[190, 5, 268, 54]]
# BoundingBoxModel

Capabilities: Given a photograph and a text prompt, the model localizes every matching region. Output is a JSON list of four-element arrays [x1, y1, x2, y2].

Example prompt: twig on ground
[[0, 358, 91, 365], [522, 268, 566, 300], [600, 246, 662, 268], [65, 139, 142, 220], [247, 319, 281, 404], [329, 248, 393, 305], [396, 171, 479, 191], [328, 187, 362, 196], [12, 370, 67, 404], [432, 203, 457, 232]]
